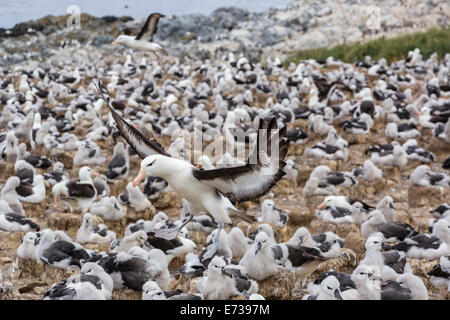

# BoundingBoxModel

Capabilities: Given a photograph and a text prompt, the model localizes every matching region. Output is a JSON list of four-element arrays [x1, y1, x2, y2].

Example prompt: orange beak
[[111, 40, 118, 45], [132, 168, 146, 188], [316, 202, 326, 210]]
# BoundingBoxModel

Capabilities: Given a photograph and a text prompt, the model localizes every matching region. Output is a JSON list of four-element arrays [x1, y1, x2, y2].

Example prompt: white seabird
[[227, 227, 249, 259], [93, 175, 110, 199], [106, 142, 129, 180], [198, 228, 233, 267], [302, 177, 338, 197], [142, 280, 202, 300], [288, 227, 353, 261], [248, 223, 276, 243], [201, 256, 258, 300], [389, 219, 450, 260], [17, 231, 39, 260], [0, 212, 40, 232], [352, 160, 383, 181], [16, 174, 48, 203], [427, 255, 450, 291], [146, 248, 171, 290], [258, 199, 289, 227], [111, 13, 168, 58], [381, 273, 428, 300], [37, 229, 91, 269], [43, 162, 68, 186], [1, 177, 25, 215], [145, 228, 196, 264], [179, 252, 206, 277], [119, 182, 151, 212], [316, 201, 368, 225], [309, 165, 357, 188], [180, 199, 218, 233], [90, 196, 125, 221], [14, 159, 35, 183], [375, 196, 397, 222], [96, 251, 152, 291], [309, 265, 382, 300], [362, 211, 418, 242], [303, 275, 343, 300], [57, 262, 114, 300], [43, 278, 106, 300], [371, 145, 408, 168], [284, 159, 298, 188], [110, 230, 148, 253], [52, 166, 98, 213], [239, 232, 283, 281], [410, 165, 449, 187], [402, 139, 435, 163], [430, 204, 450, 219], [360, 234, 407, 281]]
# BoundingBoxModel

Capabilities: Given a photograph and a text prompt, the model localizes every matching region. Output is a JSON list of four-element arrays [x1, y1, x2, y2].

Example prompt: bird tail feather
[[229, 207, 256, 223]]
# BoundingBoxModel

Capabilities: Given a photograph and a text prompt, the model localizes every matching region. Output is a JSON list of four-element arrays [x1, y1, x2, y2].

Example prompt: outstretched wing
[[135, 13, 165, 42], [192, 118, 290, 203], [94, 81, 169, 159]]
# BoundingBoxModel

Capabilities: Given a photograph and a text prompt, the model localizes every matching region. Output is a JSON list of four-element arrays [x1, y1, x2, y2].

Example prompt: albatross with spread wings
[[95, 81, 289, 253], [111, 13, 168, 58]]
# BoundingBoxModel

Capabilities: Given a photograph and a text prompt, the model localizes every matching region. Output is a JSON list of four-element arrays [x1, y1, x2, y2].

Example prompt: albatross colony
[[0, 11, 449, 299]]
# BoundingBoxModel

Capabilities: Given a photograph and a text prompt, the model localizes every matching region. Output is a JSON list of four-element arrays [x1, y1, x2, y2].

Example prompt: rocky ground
[[0, 0, 449, 66]]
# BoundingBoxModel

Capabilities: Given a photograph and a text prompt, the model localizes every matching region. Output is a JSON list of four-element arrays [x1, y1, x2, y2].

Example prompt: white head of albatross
[[132, 154, 177, 188], [142, 280, 166, 300]]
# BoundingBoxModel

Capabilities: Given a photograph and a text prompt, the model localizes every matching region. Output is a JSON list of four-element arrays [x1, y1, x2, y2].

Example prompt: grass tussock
[[285, 27, 450, 66]]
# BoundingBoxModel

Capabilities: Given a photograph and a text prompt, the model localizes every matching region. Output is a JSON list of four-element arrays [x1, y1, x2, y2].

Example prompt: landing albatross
[[95, 82, 290, 256]]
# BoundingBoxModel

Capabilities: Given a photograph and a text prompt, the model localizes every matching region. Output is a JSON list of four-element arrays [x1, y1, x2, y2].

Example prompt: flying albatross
[[95, 81, 289, 257], [111, 13, 168, 58]]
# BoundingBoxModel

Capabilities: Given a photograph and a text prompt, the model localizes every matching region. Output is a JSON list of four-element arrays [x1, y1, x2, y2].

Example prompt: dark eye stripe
[[147, 159, 157, 167]]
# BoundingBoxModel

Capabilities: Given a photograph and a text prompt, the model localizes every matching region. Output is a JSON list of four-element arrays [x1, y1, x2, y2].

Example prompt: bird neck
[[261, 207, 271, 216], [154, 157, 193, 181]]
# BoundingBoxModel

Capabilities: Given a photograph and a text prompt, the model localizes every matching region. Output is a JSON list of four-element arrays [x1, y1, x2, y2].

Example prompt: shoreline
[[0, 0, 448, 67]]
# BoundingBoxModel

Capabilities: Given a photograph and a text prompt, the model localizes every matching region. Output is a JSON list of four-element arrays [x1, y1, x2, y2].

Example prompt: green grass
[[285, 27, 450, 67]]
